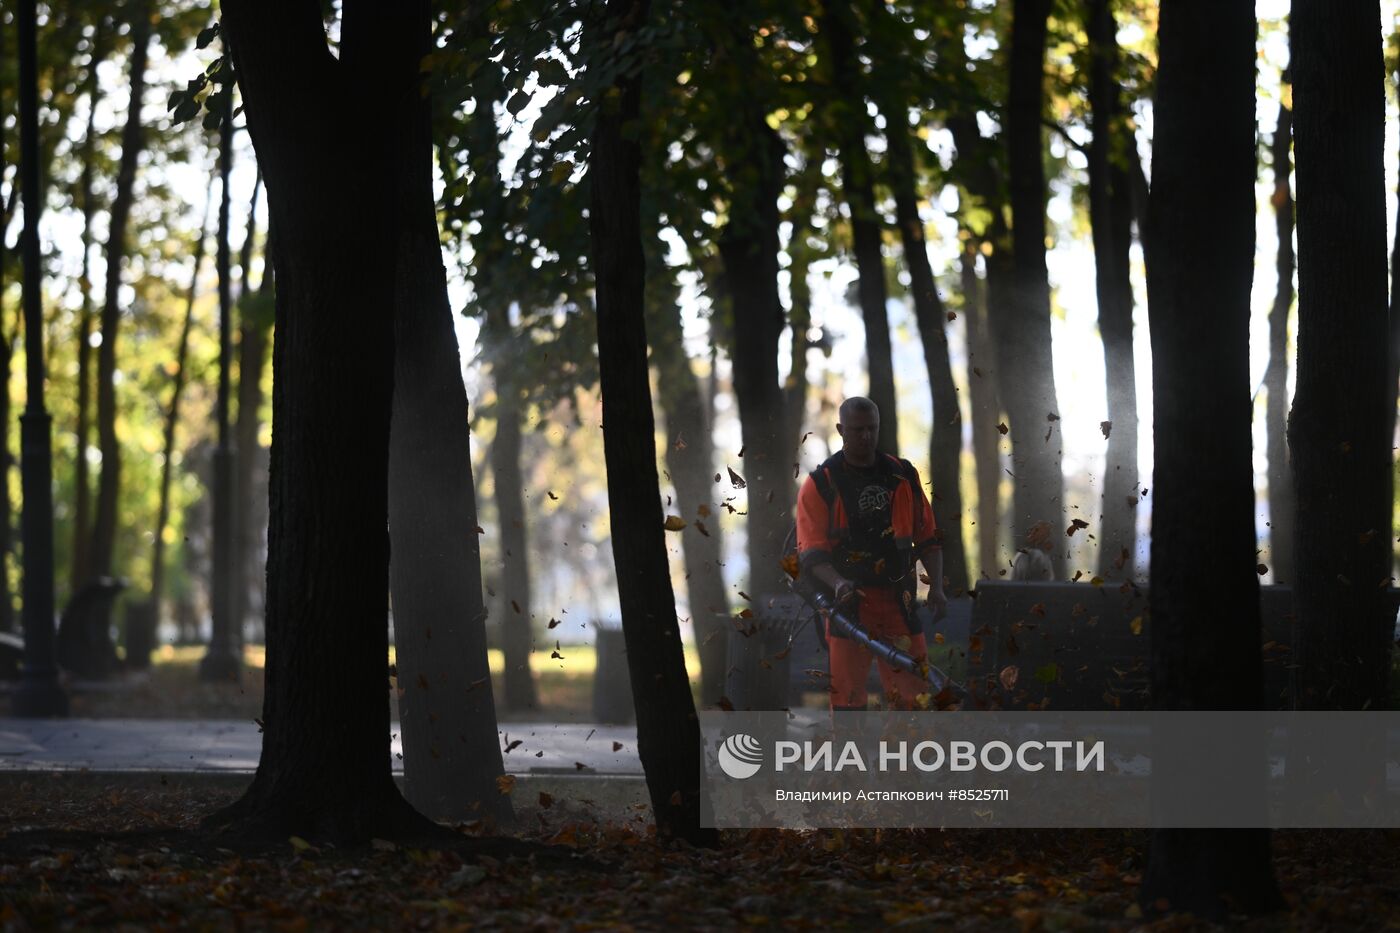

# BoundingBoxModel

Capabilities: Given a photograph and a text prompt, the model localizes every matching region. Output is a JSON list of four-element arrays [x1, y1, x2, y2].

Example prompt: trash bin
[[124, 599, 157, 671], [592, 624, 633, 724]]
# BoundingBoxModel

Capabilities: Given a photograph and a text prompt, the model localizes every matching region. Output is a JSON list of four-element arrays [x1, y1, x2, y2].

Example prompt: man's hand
[[926, 587, 949, 622]]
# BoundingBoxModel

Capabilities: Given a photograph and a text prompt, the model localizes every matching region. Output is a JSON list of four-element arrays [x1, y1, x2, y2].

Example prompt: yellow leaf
[[1129, 616, 1143, 636], [496, 774, 516, 795], [663, 516, 687, 531]]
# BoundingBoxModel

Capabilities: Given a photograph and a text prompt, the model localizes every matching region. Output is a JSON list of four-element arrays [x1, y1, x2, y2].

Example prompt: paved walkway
[[0, 718, 650, 776]]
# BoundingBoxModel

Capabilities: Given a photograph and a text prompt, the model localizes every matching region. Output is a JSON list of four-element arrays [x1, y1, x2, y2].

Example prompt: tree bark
[[232, 173, 264, 640], [960, 245, 1003, 580], [1140, 1, 1282, 917], [782, 174, 819, 460], [1265, 102, 1295, 584], [388, 7, 512, 819], [820, 1, 899, 456], [69, 31, 105, 598], [647, 250, 729, 705], [715, 105, 787, 602], [1086, 0, 1139, 581], [206, 0, 435, 843], [1289, 0, 1392, 712], [89, 4, 152, 581], [883, 103, 969, 594], [151, 194, 212, 608], [1004, 0, 1064, 577], [588, 0, 713, 845], [485, 316, 539, 711]]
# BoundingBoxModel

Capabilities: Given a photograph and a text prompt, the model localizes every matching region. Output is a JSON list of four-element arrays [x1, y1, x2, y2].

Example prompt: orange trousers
[[827, 587, 928, 711]]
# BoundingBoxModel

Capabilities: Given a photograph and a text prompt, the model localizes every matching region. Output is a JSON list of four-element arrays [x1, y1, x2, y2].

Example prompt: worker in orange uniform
[[795, 397, 948, 710]]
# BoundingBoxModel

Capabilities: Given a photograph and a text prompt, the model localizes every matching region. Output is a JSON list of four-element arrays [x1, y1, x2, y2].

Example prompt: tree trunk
[[782, 175, 818, 459], [1289, 0, 1393, 712], [960, 245, 1002, 580], [1140, 1, 1282, 917], [1086, 0, 1139, 581], [388, 11, 512, 819], [69, 32, 104, 597], [647, 249, 729, 705], [232, 173, 263, 640], [820, 2, 899, 456], [485, 320, 539, 711], [151, 194, 212, 608], [206, 0, 435, 843], [89, 4, 152, 581], [1004, 0, 1065, 577], [588, 0, 713, 846], [884, 107, 969, 594], [1265, 102, 1295, 584], [715, 109, 788, 602]]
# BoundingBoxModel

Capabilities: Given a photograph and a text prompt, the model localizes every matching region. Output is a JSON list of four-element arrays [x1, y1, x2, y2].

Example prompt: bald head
[[836, 397, 881, 466]]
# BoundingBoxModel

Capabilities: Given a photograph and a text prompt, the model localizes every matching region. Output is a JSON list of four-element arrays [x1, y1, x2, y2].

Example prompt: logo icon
[[718, 733, 764, 779]]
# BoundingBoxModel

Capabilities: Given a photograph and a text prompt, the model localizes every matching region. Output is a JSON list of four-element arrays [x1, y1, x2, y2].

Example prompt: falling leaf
[[538, 792, 554, 809], [289, 836, 313, 853], [946, 310, 957, 321], [1129, 616, 1143, 636], [673, 432, 687, 451], [1256, 563, 1269, 576], [669, 790, 684, 806], [781, 554, 800, 578], [996, 422, 1009, 435], [800, 431, 812, 444], [695, 520, 711, 537], [999, 665, 1020, 691], [1066, 519, 1089, 537], [697, 504, 712, 518], [612, 741, 624, 752], [933, 632, 946, 645], [728, 467, 747, 489], [547, 490, 559, 500], [504, 738, 523, 754], [548, 617, 562, 629], [511, 600, 522, 614], [475, 525, 486, 534], [1046, 412, 1060, 422], [1100, 421, 1112, 439], [496, 774, 516, 795], [738, 608, 754, 619], [551, 641, 565, 659], [737, 445, 746, 458], [1029, 602, 1046, 617], [738, 591, 752, 601], [663, 515, 687, 531], [1071, 570, 1083, 582], [973, 367, 984, 378], [1033, 662, 1059, 685]]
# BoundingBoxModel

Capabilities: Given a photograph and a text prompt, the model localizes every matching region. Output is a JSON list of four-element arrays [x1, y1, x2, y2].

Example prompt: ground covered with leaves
[[1, 774, 1397, 931]]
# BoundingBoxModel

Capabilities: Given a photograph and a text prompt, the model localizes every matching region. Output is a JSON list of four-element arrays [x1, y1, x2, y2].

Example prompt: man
[[795, 397, 948, 710]]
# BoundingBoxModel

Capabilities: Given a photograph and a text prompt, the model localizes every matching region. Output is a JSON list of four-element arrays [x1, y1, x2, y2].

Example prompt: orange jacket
[[795, 452, 939, 586]]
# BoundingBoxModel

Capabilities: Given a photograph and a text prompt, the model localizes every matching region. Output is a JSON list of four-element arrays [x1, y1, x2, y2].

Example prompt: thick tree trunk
[[1004, 0, 1064, 577], [485, 324, 539, 711], [1140, 1, 1282, 917], [885, 112, 968, 594], [1086, 0, 1139, 581], [151, 197, 212, 607], [820, 2, 899, 456], [89, 4, 151, 581], [715, 110, 787, 602], [207, 0, 434, 843], [1290, 0, 1392, 712], [1265, 102, 1295, 584], [588, 0, 713, 846], [647, 255, 729, 706], [961, 245, 1003, 580], [388, 18, 511, 819]]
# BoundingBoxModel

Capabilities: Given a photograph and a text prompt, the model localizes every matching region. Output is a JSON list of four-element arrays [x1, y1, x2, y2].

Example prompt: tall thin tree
[[90, 1, 153, 583], [1086, 0, 1139, 580], [588, 0, 713, 845], [1265, 98, 1295, 584]]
